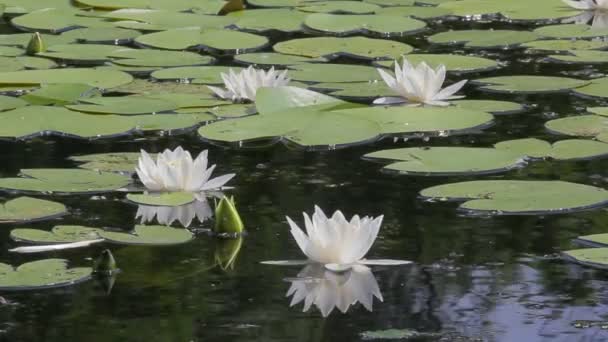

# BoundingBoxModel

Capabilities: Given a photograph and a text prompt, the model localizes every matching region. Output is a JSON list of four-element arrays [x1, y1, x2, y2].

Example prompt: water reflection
[[285, 264, 382, 317], [135, 199, 213, 227], [563, 11, 608, 28]]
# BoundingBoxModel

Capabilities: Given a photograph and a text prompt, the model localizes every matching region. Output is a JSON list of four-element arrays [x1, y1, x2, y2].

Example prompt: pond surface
[[1, 1, 608, 341]]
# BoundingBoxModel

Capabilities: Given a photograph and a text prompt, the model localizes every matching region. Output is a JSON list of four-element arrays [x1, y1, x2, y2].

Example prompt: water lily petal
[[260, 260, 310, 266]]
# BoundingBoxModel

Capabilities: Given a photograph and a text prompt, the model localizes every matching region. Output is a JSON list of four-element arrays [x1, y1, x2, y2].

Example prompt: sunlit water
[[1, 9, 608, 342]]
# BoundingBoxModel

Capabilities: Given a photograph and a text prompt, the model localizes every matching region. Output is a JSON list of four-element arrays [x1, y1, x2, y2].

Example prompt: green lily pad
[[2, 0, 74, 15], [0, 33, 74, 48], [288, 64, 381, 83], [522, 39, 608, 52], [234, 52, 326, 66], [20, 84, 101, 106], [126, 192, 196, 206], [60, 27, 141, 43], [150, 66, 243, 84], [0, 46, 24, 57], [75, 0, 239, 13], [38, 44, 129, 64], [375, 5, 452, 18], [297, 1, 380, 14], [13, 56, 58, 70], [11, 8, 114, 33], [545, 110, 608, 143], [420, 180, 608, 215], [230, 9, 306, 33], [111, 79, 217, 95], [574, 77, 608, 99], [109, 49, 214, 68], [11, 225, 103, 244], [131, 113, 214, 131], [309, 81, 396, 100], [66, 96, 178, 115], [365, 0, 414, 5], [103, 9, 235, 31], [577, 233, 608, 247], [0, 68, 133, 89], [0, 95, 28, 112], [375, 54, 500, 74], [70, 152, 141, 172], [428, 29, 539, 48], [274, 36, 413, 60], [144, 93, 227, 108], [98, 225, 193, 245], [563, 248, 608, 270], [202, 103, 257, 118], [0, 197, 67, 223], [472, 76, 589, 94], [135, 28, 268, 53], [303, 13, 426, 36], [437, 0, 578, 21], [0, 169, 131, 194], [534, 24, 608, 39], [547, 50, 608, 64], [0, 259, 92, 291], [452, 99, 525, 115]]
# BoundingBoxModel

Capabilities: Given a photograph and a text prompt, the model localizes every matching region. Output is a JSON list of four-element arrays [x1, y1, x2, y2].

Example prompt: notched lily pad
[[0, 68, 133, 90], [472, 76, 589, 94], [126, 192, 196, 207], [288, 64, 381, 83], [0, 259, 92, 291], [235, 52, 327, 66], [375, 54, 500, 74], [11, 225, 103, 244], [274, 36, 413, 60], [437, 0, 578, 21], [428, 29, 539, 48], [573, 77, 608, 99], [66, 96, 178, 115], [563, 248, 608, 270], [420, 180, 608, 215], [229, 9, 306, 33], [545, 108, 608, 142], [0, 197, 67, 223], [522, 39, 608, 52], [297, 1, 380, 14], [0, 169, 131, 194], [534, 24, 608, 39], [99, 225, 194, 245], [303, 13, 426, 36], [70, 152, 140, 173]]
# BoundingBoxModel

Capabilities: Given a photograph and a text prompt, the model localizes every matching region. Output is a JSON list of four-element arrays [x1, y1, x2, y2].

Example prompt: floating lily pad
[[151, 66, 243, 84], [0, 46, 24, 57], [145, 93, 227, 108], [297, 1, 380, 14], [203, 103, 257, 118], [126, 192, 196, 206], [452, 99, 525, 115], [375, 54, 500, 74], [11, 225, 103, 244], [577, 233, 608, 247], [522, 39, 608, 52], [303, 13, 426, 36], [437, 0, 578, 21], [428, 29, 539, 48], [375, 5, 452, 18], [563, 248, 608, 270], [60, 27, 141, 43], [0, 68, 133, 89], [38, 44, 129, 64], [13, 56, 58, 70], [234, 53, 326, 66], [309, 81, 396, 100], [0, 33, 74, 48], [75, 0, 240, 13], [70, 152, 141, 172], [547, 50, 608, 64], [0, 197, 67, 223], [472, 76, 589, 94], [136, 28, 268, 53], [131, 113, 214, 131], [573, 77, 608, 99], [109, 49, 214, 68], [103, 9, 235, 31], [20, 84, 101, 106], [534, 24, 608, 39], [365, 0, 414, 5], [98, 225, 193, 245], [0, 259, 92, 291], [420, 180, 608, 215], [66, 96, 178, 115], [230, 9, 306, 33], [545, 110, 608, 143], [0, 95, 27, 112], [0, 169, 131, 194], [2, 0, 74, 15], [11, 8, 114, 33], [288, 64, 381, 83], [274, 36, 413, 60], [112, 79, 217, 95]]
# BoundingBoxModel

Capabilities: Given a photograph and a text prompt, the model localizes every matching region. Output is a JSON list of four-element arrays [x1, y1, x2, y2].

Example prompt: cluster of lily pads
[[1, 0, 608, 318]]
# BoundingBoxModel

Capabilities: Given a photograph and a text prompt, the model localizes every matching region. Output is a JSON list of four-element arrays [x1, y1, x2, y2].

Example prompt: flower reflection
[[285, 264, 383, 317], [563, 10, 608, 28], [136, 199, 213, 228]]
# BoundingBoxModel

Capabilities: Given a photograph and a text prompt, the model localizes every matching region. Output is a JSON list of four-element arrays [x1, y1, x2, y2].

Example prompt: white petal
[[9, 239, 105, 253], [373, 97, 407, 105], [325, 263, 353, 272], [199, 173, 235, 191], [434, 79, 468, 101], [260, 260, 310, 266]]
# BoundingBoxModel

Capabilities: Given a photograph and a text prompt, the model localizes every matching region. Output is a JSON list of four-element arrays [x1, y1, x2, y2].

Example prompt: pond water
[[1, 0, 608, 341]]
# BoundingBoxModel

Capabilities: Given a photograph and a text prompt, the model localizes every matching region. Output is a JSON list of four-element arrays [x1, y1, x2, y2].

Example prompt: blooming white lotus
[[374, 58, 467, 107], [207, 66, 290, 103], [286, 264, 382, 317], [135, 147, 235, 193], [563, 0, 608, 10], [263, 206, 410, 271], [136, 199, 213, 228]]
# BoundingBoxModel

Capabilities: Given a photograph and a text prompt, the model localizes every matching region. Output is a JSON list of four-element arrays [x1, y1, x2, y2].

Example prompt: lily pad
[[230, 9, 306, 33], [563, 248, 608, 270], [60, 27, 141, 44], [2, 0, 74, 15], [428, 29, 539, 48], [288, 64, 381, 83], [573, 77, 608, 99], [11, 8, 114, 33], [109, 49, 214, 68], [150, 66, 243, 84], [75, 0, 241, 13], [303, 13, 426, 36], [577, 233, 608, 247], [547, 50, 608, 64], [545, 110, 608, 143], [70, 152, 141, 173], [274, 36, 413, 60], [309, 81, 396, 100], [0, 46, 24, 57], [0, 197, 67, 223], [472, 76, 589, 94], [0, 169, 131, 194], [420, 180, 608, 215], [11, 225, 103, 244], [437, 0, 578, 21], [112, 79, 217, 95], [38, 44, 129, 64], [126, 192, 196, 206], [0, 68, 133, 89], [234, 53, 326, 66], [452, 99, 525, 115], [375, 5, 452, 18], [135, 28, 268, 53], [98, 225, 193, 245], [375, 54, 500, 74], [103, 9, 235, 30], [297, 1, 380, 14], [20, 84, 101, 106], [0, 95, 27, 112], [66, 96, 178, 115], [0, 259, 92, 291], [534, 24, 608, 39], [202, 103, 257, 118], [522, 39, 608, 52], [131, 113, 213, 132]]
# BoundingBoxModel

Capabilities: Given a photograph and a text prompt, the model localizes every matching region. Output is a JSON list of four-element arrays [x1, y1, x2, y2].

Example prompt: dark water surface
[[1, 9, 608, 342]]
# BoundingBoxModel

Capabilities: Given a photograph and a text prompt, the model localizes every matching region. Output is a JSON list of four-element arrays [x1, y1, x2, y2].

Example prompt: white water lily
[[563, 0, 608, 10], [263, 206, 410, 271], [207, 66, 290, 103], [135, 147, 235, 193], [563, 4, 608, 28], [136, 199, 213, 228], [374, 58, 467, 107], [286, 264, 382, 317]]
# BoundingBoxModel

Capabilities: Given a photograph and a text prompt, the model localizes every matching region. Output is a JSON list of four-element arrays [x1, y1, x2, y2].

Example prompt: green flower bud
[[214, 196, 244, 234], [26, 32, 46, 55]]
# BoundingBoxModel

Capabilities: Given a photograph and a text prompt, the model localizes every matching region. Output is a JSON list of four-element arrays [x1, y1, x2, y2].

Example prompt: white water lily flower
[[207, 66, 290, 103], [374, 58, 467, 107], [563, 1, 608, 28], [135, 147, 235, 193], [136, 199, 213, 228], [286, 264, 382, 317], [563, 0, 608, 10], [263, 206, 410, 272]]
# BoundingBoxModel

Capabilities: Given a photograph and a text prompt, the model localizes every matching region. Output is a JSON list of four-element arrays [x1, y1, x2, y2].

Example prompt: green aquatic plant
[[25, 32, 45, 55], [214, 196, 244, 235]]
